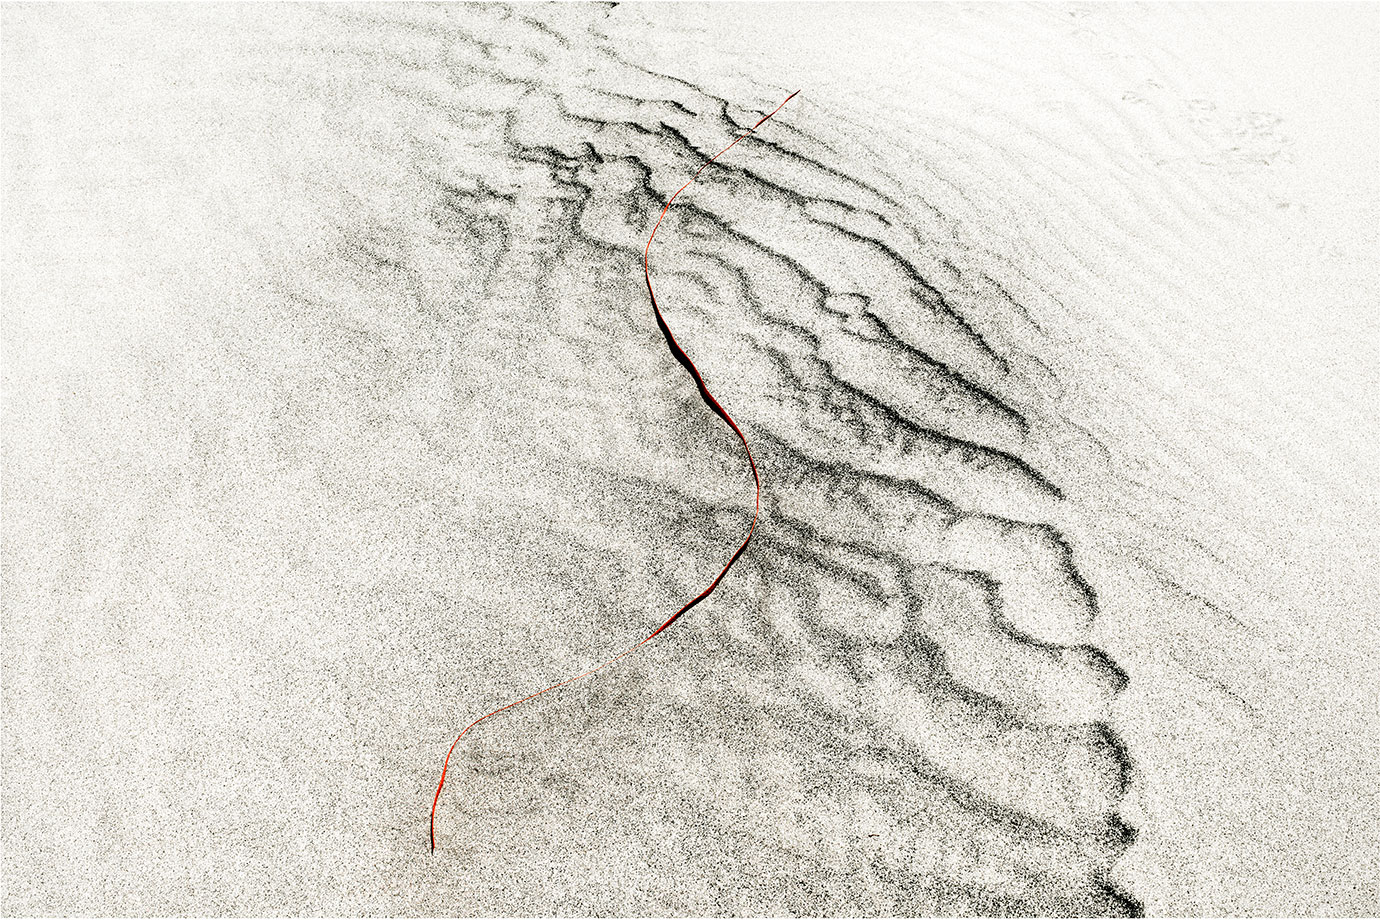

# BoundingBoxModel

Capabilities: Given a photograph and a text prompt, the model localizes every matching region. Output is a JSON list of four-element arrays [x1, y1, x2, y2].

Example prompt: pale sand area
[[3, 4, 1377, 915]]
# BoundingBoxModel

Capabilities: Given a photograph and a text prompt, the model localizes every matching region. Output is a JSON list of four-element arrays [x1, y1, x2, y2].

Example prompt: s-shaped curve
[[429, 89, 800, 852]]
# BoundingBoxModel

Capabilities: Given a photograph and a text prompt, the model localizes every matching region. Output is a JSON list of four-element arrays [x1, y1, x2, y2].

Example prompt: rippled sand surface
[[4, 4, 1377, 915]]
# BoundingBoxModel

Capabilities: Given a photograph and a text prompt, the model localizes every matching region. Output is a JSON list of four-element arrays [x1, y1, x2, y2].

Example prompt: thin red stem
[[430, 89, 799, 852]]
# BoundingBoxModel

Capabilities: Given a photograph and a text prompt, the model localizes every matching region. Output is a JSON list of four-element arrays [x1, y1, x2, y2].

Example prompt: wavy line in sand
[[429, 89, 799, 852]]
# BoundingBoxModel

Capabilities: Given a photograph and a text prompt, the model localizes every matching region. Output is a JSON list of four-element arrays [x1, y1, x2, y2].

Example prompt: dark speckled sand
[[3, 4, 1377, 916]]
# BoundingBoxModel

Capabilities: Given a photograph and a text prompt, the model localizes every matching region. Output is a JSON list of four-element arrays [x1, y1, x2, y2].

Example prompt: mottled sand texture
[[3, 4, 1377, 916]]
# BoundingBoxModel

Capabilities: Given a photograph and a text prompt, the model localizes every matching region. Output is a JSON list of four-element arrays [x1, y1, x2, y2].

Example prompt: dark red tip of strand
[[429, 89, 799, 853]]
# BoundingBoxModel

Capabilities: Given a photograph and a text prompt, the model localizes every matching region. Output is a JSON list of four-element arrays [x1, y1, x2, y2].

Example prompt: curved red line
[[430, 89, 799, 852]]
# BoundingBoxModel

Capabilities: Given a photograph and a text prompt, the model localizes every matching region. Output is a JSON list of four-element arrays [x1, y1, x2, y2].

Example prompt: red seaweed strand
[[430, 89, 799, 852]]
